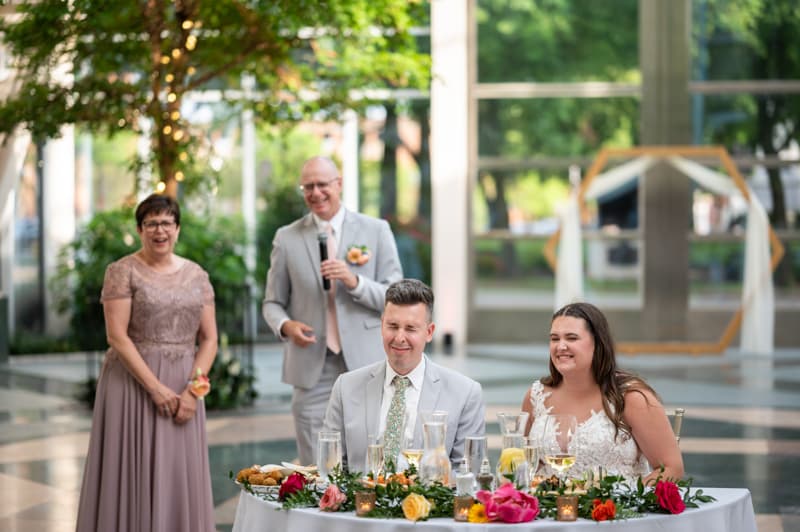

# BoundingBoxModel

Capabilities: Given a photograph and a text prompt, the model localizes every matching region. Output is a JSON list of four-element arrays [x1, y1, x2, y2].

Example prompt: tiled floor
[[1, 343, 799, 531]]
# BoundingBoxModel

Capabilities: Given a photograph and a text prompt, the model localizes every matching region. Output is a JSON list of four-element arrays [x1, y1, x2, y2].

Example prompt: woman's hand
[[173, 388, 198, 424], [150, 382, 180, 418]]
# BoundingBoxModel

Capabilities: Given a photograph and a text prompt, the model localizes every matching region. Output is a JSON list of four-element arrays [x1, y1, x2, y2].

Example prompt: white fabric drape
[[555, 155, 774, 354]]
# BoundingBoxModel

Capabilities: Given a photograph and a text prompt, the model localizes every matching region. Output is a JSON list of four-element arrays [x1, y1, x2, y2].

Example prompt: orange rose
[[356, 252, 370, 265], [591, 498, 616, 521]]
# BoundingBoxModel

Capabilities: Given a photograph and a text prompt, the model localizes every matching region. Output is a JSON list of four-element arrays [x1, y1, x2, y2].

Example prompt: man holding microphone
[[263, 156, 403, 465]]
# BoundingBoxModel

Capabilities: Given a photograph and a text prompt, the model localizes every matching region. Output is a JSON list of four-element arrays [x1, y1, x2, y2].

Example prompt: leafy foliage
[[205, 334, 257, 410], [0, 0, 429, 195], [240, 465, 715, 523]]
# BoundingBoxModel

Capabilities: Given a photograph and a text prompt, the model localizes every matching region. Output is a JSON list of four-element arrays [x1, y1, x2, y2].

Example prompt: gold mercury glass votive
[[453, 495, 474, 521], [556, 495, 579, 521], [355, 491, 376, 516]]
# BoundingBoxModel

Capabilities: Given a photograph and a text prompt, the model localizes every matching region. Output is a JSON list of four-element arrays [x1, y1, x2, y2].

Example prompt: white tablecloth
[[232, 487, 757, 532]]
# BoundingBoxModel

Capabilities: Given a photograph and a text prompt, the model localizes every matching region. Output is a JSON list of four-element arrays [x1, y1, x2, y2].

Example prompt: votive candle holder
[[355, 490, 376, 516], [556, 495, 579, 521], [453, 495, 474, 521]]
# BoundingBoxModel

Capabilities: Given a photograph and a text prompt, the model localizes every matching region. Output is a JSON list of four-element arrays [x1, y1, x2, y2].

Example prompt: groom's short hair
[[385, 279, 434, 321]]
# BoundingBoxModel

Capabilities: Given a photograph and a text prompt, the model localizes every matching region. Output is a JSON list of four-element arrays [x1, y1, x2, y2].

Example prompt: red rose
[[278, 472, 308, 501], [591, 499, 616, 521], [655, 480, 686, 514]]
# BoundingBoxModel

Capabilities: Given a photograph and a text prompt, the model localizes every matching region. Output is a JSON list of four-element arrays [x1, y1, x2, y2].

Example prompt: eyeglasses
[[298, 178, 338, 194], [141, 220, 177, 232]]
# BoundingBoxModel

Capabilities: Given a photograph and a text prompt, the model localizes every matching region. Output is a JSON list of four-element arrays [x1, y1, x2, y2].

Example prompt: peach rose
[[401, 492, 432, 522], [346, 247, 362, 263], [356, 252, 370, 265]]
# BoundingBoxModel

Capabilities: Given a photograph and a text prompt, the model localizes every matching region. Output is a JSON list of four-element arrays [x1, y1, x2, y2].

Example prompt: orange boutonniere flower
[[346, 245, 370, 266]]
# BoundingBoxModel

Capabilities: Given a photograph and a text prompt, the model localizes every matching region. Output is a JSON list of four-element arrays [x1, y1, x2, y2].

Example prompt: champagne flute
[[523, 436, 540, 487], [365, 433, 385, 480], [317, 430, 342, 482], [541, 415, 578, 484]]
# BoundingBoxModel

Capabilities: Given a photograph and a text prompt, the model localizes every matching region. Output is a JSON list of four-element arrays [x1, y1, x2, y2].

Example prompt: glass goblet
[[541, 414, 578, 485]]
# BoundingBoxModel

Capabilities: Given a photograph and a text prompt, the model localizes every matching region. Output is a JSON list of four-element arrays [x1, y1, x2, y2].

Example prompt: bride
[[522, 302, 684, 484]]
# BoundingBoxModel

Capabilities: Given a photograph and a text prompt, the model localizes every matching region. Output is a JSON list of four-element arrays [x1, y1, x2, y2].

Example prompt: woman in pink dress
[[76, 194, 217, 532]]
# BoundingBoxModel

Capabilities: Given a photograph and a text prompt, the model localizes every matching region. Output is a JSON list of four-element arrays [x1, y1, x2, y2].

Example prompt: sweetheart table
[[231, 487, 756, 532]]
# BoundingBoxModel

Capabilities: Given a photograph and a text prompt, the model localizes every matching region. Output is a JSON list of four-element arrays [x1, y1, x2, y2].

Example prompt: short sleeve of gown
[[201, 270, 215, 305], [100, 259, 132, 302]]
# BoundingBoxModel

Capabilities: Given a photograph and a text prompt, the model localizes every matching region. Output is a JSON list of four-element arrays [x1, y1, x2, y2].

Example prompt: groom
[[323, 279, 485, 473]]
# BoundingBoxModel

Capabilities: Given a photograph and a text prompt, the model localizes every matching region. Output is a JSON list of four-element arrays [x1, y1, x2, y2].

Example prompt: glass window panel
[[692, 0, 800, 81], [477, 0, 639, 83], [477, 98, 639, 159]]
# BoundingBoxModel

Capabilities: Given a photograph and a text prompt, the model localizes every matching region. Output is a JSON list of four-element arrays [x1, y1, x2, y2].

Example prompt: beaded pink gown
[[76, 254, 216, 532]]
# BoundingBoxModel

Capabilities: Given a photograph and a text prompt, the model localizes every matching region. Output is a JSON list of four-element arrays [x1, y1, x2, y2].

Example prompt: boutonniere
[[346, 244, 371, 266]]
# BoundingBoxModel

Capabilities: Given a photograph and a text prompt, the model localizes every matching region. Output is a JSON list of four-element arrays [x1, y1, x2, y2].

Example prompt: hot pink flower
[[319, 484, 347, 512], [475, 483, 540, 523]]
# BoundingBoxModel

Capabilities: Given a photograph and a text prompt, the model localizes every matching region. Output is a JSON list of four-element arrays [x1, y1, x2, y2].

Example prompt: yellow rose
[[498, 447, 526, 475], [401, 492, 432, 522]]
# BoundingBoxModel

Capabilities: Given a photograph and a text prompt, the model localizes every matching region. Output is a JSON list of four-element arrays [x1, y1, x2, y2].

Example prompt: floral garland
[[235, 466, 715, 524]]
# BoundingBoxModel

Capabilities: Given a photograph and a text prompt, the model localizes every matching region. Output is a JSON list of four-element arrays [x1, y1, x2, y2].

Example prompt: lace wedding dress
[[528, 380, 650, 480]]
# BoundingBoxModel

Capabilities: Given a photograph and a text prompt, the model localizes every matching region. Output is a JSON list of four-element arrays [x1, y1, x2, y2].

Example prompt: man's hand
[[281, 319, 317, 347], [320, 258, 358, 290]]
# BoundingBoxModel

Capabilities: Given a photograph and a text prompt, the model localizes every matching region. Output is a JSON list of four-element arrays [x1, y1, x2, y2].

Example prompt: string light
[[165, 73, 174, 83], [170, 111, 180, 120], [171, 48, 182, 59], [179, 152, 189, 162], [172, 130, 184, 141], [162, 125, 172, 135], [186, 35, 197, 50], [182, 20, 194, 30], [175, 171, 185, 182], [118, 118, 126, 127], [156, 181, 166, 193], [187, 66, 196, 75], [160, 55, 170, 64], [167, 92, 177, 102]]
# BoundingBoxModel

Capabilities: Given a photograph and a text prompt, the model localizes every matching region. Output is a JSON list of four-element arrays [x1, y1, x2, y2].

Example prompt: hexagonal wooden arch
[[543, 146, 785, 355]]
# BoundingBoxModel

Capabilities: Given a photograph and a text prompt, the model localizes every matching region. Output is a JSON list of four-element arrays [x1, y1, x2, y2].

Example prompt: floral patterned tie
[[384, 376, 410, 465]]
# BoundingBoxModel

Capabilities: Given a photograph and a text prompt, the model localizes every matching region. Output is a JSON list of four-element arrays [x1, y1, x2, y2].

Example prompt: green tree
[[0, 0, 429, 198]]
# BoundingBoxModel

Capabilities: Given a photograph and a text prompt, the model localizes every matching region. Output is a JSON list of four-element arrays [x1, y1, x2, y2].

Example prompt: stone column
[[42, 126, 76, 336], [639, 0, 692, 340], [431, 0, 471, 354]]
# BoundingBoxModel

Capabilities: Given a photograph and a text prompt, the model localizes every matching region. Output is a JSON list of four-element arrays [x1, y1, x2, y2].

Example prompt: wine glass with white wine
[[541, 415, 578, 485], [399, 410, 422, 470]]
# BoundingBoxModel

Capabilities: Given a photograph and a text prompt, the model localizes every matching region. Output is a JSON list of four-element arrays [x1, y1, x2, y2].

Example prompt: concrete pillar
[[341, 110, 360, 212], [42, 126, 76, 336], [639, 0, 692, 340], [431, 0, 471, 354], [241, 74, 258, 340]]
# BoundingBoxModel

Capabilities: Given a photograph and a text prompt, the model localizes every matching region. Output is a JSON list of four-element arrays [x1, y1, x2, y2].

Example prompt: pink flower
[[475, 483, 540, 523], [319, 484, 347, 512]]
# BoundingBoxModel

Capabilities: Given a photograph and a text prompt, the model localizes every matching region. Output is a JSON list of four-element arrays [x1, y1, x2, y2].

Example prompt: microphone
[[318, 232, 330, 291]]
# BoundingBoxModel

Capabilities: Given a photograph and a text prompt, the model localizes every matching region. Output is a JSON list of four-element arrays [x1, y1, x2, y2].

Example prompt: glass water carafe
[[419, 419, 451, 485], [495, 412, 529, 485]]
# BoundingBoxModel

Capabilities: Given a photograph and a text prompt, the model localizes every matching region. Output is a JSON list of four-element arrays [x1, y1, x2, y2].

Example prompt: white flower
[[229, 359, 241, 376], [220, 349, 232, 364]]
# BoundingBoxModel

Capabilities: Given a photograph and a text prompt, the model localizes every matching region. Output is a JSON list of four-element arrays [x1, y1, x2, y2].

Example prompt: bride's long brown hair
[[541, 302, 659, 439]]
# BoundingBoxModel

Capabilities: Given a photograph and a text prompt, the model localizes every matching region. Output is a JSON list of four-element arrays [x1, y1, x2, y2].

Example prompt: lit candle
[[556, 495, 578, 521], [355, 491, 376, 516], [453, 495, 473, 522]]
